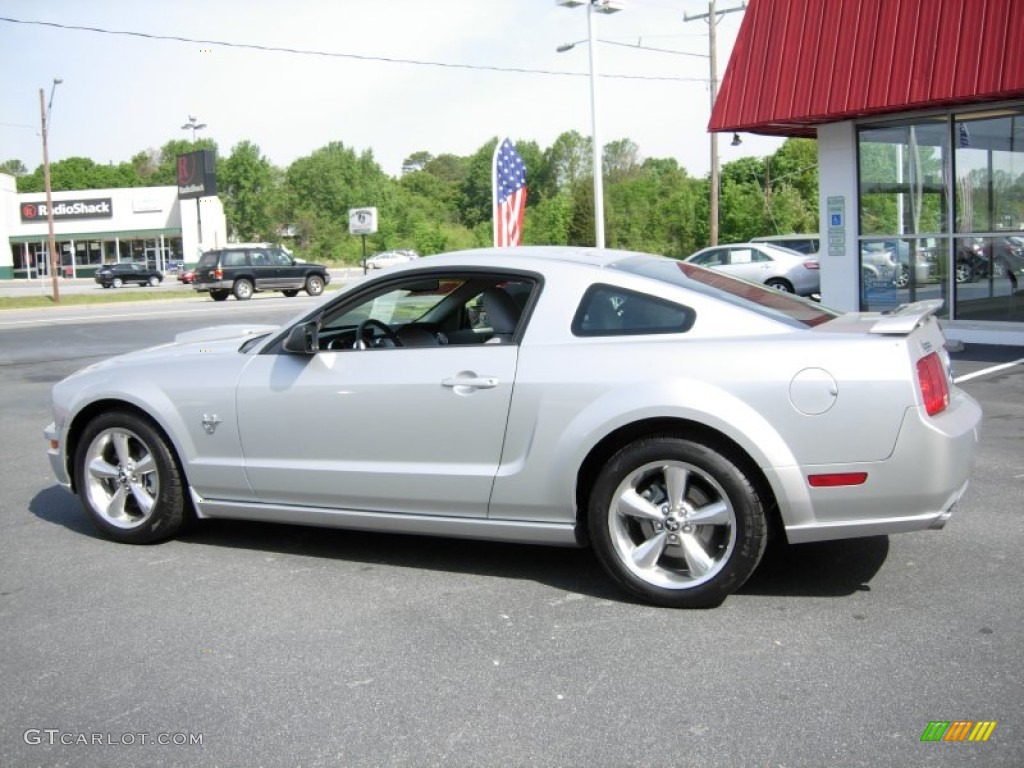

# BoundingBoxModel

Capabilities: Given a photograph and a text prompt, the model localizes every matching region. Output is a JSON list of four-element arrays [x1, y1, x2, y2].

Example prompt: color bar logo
[[920, 721, 997, 742]]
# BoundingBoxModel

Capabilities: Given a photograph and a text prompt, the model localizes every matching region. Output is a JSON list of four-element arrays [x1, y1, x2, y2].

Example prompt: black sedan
[[94, 263, 164, 289]]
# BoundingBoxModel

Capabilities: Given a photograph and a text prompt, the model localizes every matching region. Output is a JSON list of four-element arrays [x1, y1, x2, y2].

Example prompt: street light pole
[[39, 77, 62, 303], [685, 0, 746, 246], [586, 3, 605, 248], [181, 116, 207, 251], [557, 0, 622, 249]]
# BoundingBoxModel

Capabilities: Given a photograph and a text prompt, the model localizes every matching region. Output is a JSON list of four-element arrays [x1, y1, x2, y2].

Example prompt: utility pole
[[685, 0, 746, 246], [39, 78, 62, 303]]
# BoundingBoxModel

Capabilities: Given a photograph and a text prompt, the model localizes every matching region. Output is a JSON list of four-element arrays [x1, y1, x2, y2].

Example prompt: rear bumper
[[194, 280, 230, 292], [777, 390, 982, 544]]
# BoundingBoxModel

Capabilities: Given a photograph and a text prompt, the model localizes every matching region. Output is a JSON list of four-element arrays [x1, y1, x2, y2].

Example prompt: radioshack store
[[0, 173, 226, 280]]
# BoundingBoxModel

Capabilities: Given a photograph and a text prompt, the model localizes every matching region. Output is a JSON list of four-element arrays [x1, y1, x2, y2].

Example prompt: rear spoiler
[[869, 299, 945, 334]]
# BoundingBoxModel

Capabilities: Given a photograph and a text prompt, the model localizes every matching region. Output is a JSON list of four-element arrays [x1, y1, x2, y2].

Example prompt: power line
[[0, 16, 708, 83]]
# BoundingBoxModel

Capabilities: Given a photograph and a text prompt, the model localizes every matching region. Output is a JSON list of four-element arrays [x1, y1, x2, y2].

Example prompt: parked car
[[366, 250, 419, 269], [44, 247, 980, 608], [684, 242, 820, 296], [93, 262, 163, 289], [860, 240, 934, 287], [192, 245, 330, 301], [177, 268, 196, 285]]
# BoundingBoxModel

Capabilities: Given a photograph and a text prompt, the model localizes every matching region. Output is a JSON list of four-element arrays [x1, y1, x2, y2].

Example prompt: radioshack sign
[[21, 198, 113, 222]]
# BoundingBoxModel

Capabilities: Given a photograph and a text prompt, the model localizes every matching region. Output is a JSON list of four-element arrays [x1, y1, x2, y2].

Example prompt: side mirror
[[282, 321, 319, 354]]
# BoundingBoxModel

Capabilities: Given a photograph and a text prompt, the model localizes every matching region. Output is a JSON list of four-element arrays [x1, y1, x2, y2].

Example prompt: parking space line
[[954, 358, 1024, 383]]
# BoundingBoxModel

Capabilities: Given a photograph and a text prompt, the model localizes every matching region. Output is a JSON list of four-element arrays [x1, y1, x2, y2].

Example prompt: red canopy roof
[[710, 0, 1024, 136]]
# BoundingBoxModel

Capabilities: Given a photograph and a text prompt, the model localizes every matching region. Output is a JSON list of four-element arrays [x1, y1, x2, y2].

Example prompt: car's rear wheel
[[282, 289, 299, 297], [210, 290, 229, 302], [588, 437, 766, 608], [765, 278, 793, 292], [305, 275, 325, 296], [112, 277, 123, 289], [74, 411, 189, 544], [148, 275, 160, 287], [233, 279, 254, 300], [955, 261, 973, 283]]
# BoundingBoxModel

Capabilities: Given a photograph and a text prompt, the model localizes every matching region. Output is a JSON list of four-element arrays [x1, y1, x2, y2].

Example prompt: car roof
[[412, 246, 653, 271]]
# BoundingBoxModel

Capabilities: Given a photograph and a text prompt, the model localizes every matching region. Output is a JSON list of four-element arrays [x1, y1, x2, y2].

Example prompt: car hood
[[173, 324, 280, 344], [61, 325, 281, 383]]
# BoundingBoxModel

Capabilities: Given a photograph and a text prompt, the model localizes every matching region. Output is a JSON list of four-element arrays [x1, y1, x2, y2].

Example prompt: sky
[[0, 0, 783, 180]]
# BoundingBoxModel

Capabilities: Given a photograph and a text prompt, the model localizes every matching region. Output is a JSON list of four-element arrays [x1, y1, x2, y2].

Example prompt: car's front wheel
[[74, 411, 189, 544], [305, 275, 325, 296], [233, 279, 254, 300], [588, 437, 766, 608]]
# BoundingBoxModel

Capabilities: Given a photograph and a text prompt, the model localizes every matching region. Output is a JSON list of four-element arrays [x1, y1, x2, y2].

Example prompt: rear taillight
[[803, 260, 820, 270], [215, 268, 223, 279], [916, 352, 950, 416]]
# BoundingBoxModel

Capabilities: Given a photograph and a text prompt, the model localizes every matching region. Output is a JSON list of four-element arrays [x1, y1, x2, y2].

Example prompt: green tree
[[221, 141, 275, 241], [1, 158, 28, 177]]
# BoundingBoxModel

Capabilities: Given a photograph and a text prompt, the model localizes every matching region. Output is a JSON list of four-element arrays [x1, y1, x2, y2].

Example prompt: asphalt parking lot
[[0, 297, 1021, 767]]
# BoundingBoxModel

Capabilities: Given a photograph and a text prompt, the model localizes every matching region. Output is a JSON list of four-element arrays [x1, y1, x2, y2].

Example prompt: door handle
[[441, 375, 499, 390]]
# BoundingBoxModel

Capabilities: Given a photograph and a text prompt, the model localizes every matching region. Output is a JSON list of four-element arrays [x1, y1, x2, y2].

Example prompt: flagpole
[[492, 138, 502, 248]]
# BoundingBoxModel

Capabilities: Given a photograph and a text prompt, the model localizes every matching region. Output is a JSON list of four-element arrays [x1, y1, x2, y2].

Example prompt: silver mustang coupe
[[44, 247, 981, 607]]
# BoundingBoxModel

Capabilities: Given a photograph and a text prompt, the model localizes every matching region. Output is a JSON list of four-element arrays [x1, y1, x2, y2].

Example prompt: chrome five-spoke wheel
[[609, 460, 737, 590], [589, 437, 766, 608], [83, 426, 160, 530], [75, 411, 188, 543]]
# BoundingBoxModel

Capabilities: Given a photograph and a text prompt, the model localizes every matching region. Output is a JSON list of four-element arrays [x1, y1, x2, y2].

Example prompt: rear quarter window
[[573, 284, 696, 336]]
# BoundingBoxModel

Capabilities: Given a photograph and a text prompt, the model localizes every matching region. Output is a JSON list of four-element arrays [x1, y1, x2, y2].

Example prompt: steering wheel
[[355, 318, 402, 349]]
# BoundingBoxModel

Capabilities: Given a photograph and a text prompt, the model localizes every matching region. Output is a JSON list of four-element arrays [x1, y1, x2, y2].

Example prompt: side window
[[573, 284, 695, 336], [269, 249, 291, 266], [730, 248, 755, 264], [693, 249, 726, 267], [223, 250, 246, 268]]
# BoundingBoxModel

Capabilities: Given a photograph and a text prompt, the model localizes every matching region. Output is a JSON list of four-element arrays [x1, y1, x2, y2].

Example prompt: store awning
[[710, 0, 1024, 136]]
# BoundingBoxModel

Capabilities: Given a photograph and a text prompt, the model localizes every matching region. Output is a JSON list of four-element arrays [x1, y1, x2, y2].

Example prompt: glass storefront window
[[952, 109, 1024, 322], [858, 118, 949, 237], [858, 107, 1024, 320]]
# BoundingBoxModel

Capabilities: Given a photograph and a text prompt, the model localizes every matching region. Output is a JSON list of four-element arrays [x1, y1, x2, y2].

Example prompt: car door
[[233, 274, 529, 518], [269, 248, 304, 289], [720, 247, 771, 283]]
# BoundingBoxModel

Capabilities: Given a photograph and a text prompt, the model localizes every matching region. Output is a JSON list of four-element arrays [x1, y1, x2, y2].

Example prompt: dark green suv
[[193, 245, 330, 301]]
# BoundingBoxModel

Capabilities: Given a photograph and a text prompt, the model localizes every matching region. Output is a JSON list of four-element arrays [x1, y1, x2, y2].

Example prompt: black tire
[[304, 275, 325, 296], [764, 278, 793, 292], [233, 279, 254, 301], [210, 290, 229, 302], [148, 275, 161, 287], [74, 410, 189, 544], [282, 289, 299, 298], [588, 436, 766, 608]]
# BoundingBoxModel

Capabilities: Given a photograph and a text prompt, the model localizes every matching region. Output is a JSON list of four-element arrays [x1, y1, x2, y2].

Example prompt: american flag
[[494, 138, 527, 247]]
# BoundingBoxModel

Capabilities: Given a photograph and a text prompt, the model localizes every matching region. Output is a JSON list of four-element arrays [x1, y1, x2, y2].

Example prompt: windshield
[[613, 255, 839, 329]]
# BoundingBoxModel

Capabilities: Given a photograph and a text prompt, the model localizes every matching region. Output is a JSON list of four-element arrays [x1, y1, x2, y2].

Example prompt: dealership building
[[0, 172, 226, 280], [711, 0, 1024, 345]]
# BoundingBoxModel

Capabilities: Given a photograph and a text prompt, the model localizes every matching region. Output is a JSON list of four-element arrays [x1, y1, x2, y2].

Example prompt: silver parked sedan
[[44, 247, 981, 608], [685, 242, 821, 296]]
